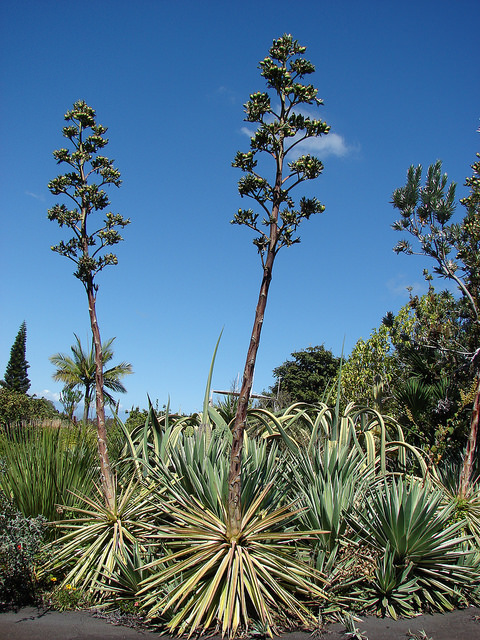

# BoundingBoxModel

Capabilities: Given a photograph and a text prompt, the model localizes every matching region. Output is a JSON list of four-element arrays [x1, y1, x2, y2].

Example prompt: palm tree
[[50, 335, 133, 423]]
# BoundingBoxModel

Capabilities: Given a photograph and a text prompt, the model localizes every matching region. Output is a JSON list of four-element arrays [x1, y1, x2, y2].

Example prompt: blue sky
[[1, 0, 479, 417]]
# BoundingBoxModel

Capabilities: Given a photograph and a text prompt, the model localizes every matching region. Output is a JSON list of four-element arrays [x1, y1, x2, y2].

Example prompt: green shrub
[[49, 583, 91, 611], [0, 491, 46, 607], [124, 406, 150, 431], [0, 388, 60, 427]]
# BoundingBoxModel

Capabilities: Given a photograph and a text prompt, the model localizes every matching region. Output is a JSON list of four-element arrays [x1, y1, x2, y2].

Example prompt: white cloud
[[240, 126, 356, 159], [240, 125, 255, 138], [26, 191, 45, 201], [386, 277, 426, 298], [294, 132, 351, 158], [216, 85, 237, 104], [38, 389, 61, 403]]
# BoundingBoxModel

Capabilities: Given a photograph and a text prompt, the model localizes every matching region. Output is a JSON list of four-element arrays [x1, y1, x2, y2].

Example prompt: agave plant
[[289, 443, 374, 579], [364, 544, 420, 619], [292, 444, 373, 552], [353, 476, 476, 613], [154, 429, 230, 519], [162, 432, 288, 519], [280, 441, 378, 616], [96, 542, 157, 608], [125, 423, 324, 637], [138, 482, 327, 637], [432, 455, 480, 545], [42, 478, 160, 597], [248, 402, 426, 477]]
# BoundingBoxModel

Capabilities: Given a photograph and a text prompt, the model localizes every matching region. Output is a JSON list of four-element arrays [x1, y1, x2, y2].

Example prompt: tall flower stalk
[[228, 35, 330, 536], [47, 101, 130, 507]]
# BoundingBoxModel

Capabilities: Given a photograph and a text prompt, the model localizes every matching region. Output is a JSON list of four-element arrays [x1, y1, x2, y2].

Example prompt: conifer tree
[[1, 322, 30, 393]]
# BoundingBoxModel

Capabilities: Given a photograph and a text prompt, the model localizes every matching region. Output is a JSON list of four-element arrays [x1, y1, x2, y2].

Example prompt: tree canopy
[[268, 345, 340, 406], [50, 335, 132, 423], [0, 388, 59, 426], [391, 146, 480, 491]]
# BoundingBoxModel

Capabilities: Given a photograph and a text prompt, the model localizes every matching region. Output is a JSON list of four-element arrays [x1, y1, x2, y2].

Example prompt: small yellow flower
[[65, 584, 72, 590], [50, 577, 57, 582]]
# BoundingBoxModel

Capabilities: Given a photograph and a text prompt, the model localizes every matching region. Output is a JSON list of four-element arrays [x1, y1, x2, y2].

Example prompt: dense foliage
[[124, 406, 150, 431], [0, 425, 97, 526], [1, 329, 479, 634], [267, 345, 340, 406], [0, 491, 45, 606], [0, 388, 59, 427], [0, 398, 477, 634], [339, 290, 474, 460], [391, 148, 480, 493]]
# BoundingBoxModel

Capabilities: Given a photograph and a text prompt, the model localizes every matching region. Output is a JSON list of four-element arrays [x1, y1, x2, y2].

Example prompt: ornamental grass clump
[[0, 424, 97, 531]]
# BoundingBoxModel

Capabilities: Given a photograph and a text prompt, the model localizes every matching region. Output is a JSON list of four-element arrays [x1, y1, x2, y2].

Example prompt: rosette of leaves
[[432, 456, 480, 546], [364, 544, 420, 619], [43, 479, 159, 599], [137, 482, 327, 638], [290, 444, 374, 569], [353, 477, 476, 614]]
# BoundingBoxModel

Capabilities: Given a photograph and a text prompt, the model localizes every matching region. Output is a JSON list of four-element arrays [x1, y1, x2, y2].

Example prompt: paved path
[[1, 606, 480, 640]]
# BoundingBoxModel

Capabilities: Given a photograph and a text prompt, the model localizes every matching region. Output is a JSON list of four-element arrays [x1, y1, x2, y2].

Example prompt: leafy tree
[[124, 406, 149, 431], [267, 345, 340, 406], [228, 35, 330, 536], [390, 289, 473, 456], [59, 386, 83, 421], [47, 100, 130, 506], [50, 335, 132, 424], [1, 322, 30, 394], [0, 389, 59, 427], [344, 290, 472, 456], [391, 145, 480, 493], [341, 323, 400, 411]]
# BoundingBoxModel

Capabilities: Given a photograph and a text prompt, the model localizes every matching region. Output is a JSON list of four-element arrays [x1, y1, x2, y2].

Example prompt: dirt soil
[[0, 606, 479, 640]]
